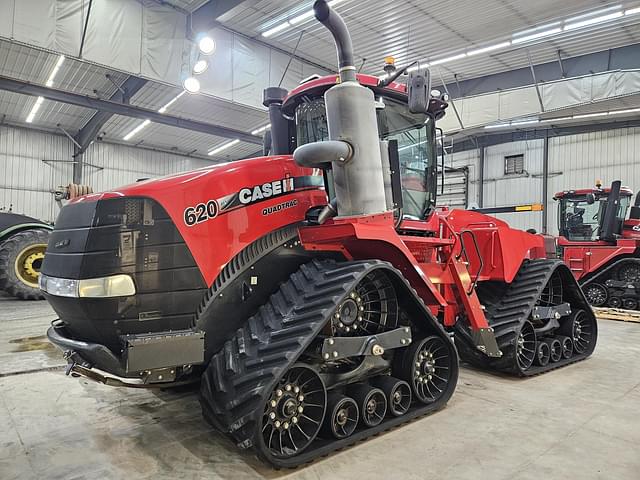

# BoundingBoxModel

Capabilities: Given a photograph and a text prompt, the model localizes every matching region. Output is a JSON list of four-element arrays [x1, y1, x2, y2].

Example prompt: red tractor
[[555, 180, 640, 309], [43, 1, 596, 467]]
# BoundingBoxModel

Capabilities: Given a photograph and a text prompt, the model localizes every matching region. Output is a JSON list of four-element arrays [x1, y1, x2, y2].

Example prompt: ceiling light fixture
[[571, 112, 609, 119], [609, 107, 640, 115], [563, 11, 623, 30], [484, 123, 511, 129], [512, 27, 562, 44], [430, 53, 467, 66], [193, 59, 209, 75], [183, 76, 201, 94], [158, 91, 186, 114], [123, 119, 151, 141], [251, 124, 271, 135], [564, 5, 622, 23], [25, 96, 44, 123], [208, 139, 240, 156], [626, 7, 640, 15], [46, 55, 65, 87], [467, 41, 511, 56], [198, 36, 216, 55], [262, 0, 344, 38]]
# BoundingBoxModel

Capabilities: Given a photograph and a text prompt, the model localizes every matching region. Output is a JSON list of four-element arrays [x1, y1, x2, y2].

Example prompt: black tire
[[0, 229, 49, 300]]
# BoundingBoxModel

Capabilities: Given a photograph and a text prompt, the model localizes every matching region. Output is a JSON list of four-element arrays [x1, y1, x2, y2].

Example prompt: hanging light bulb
[[198, 36, 216, 55], [183, 76, 201, 93], [193, 59, 209, 75]]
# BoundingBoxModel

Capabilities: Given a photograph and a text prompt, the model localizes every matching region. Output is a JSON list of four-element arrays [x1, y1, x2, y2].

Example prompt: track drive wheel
[[0, 229, 49, 300], [559, 309, 595, 354], [259, 365, 327, 460], [395, 335, 454, 404]]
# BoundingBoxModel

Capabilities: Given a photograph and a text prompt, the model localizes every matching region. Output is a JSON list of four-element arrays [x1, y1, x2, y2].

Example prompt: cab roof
[[281, 73, 407, 116], [554, 186, 634, 199]]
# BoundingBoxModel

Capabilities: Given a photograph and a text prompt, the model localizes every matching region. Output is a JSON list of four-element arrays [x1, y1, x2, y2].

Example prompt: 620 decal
[[184, 200, 219, 226]]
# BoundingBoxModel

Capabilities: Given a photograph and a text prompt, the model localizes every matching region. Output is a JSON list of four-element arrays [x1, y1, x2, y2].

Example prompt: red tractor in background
[[555, 180, 640, 309], [42, 1, 596, 467]]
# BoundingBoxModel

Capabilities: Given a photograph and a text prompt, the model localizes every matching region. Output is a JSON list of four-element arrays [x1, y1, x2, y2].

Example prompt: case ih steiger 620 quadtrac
[[43, 1, 596, 467], [555, 180, 640, 309]]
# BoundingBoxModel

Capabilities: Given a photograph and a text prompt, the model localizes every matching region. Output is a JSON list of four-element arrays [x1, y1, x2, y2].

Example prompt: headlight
[[40, 273, 136, 298], [39, 274, 78, 297]]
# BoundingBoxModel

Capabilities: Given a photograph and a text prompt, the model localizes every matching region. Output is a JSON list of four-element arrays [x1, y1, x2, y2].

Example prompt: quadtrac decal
[[262, 199, 298, 216], [214, 175, 324, 215]]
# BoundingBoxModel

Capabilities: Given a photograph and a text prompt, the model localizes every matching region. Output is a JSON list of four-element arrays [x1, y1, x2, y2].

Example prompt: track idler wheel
[[559, 309, 595, 354], [395, 335, 454, 405], [543, 338, 562, 363], [515, 321, 536, 371], [557, 336, 574, 359], [259, 365, 327, 459], [321, 394, 359, 439], [372, 376, 411, 417], [584, 283, 607, 307], [348, 384, 387, 427], [534, 341, 550, 367]]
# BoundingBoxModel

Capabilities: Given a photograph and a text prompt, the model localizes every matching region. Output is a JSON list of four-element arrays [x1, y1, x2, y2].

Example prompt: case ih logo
[[238, 178, 295, 205], [182, 175, 324, 225]]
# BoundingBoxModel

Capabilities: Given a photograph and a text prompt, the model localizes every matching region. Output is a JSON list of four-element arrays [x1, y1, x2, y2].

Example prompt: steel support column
[[478, 145, 485, 208], [542, 131, 549, 234]]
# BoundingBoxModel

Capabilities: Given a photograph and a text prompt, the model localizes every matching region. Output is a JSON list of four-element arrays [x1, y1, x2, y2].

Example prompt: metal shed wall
[[0, 124, 216, 223]]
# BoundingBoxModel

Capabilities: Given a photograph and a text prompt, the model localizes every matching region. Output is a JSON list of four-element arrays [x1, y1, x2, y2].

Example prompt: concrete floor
[[1, 293, 639, 480]]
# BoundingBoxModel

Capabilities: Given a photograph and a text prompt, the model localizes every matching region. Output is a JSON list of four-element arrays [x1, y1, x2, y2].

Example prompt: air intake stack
[[293, 0, 388, 217]]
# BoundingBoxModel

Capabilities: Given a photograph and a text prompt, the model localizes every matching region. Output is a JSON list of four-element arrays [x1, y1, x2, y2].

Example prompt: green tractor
[[0, 212, 52, 300]]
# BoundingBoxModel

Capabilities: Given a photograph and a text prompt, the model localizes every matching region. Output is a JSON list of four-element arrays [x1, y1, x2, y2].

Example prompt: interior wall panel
[[0, 125, 73, 222], [482, 139, 544, 232]]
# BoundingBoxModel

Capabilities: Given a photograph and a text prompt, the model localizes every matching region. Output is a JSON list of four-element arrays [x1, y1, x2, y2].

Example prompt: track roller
[[321, 394, 359, 439], [557, 336, 573, 359], [623, 298, 638, 310], [534, 341, 550, 367], [348, 384, 387, 427], [608, 297, 622, 308], [543, 338, 562, 363], [372, 376, 411, 417]]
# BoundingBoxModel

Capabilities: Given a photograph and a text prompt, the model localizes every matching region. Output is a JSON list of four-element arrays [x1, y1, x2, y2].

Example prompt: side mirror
[[408, 68, 431, 114], [586, 193, 596, 205]]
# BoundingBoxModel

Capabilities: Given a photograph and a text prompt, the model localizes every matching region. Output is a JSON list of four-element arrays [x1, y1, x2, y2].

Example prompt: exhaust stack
[[294, 0, 388, 217]]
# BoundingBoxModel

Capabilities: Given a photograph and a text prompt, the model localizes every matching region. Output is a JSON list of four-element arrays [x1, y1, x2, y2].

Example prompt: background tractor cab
[[555, 180, 634, 242], [554, 180, 640, 310]]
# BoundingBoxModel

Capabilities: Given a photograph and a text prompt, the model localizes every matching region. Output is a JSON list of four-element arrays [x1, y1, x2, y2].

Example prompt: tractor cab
[[555, 181, 633, 242], [268, 67, 449, 224]]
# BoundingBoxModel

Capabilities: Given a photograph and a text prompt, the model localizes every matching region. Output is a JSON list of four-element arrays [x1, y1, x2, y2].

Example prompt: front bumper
[[47, 323, 128, 377], [47, 322, 205, 387]]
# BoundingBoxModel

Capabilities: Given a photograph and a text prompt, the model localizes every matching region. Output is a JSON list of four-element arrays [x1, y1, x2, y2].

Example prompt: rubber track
[[457, 259, 597, 376], [199, 258, 457, 467], [580, 256, 640, 310]]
